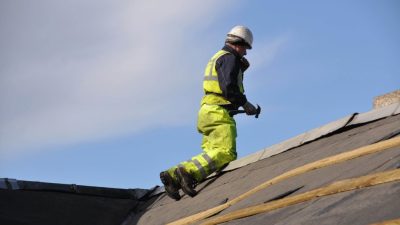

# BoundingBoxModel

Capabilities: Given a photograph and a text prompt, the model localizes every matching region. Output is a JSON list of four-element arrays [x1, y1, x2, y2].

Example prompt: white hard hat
[[226, 25, 253, 49]]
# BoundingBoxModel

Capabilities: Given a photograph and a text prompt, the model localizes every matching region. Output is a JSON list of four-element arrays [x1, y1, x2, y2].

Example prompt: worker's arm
[[215, 54, 247, 107]]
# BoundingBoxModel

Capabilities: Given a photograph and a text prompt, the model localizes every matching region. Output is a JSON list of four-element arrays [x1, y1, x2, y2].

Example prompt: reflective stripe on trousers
[[167, 104, 237, 182], [178, 153, 217, 181]]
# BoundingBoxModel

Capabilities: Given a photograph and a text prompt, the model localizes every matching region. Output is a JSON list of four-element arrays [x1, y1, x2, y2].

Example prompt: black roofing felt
[[1, 114, 400, 225], [130, 114, 400, 225], [0, 181, 158, 225], [0, 189, 138, 225]]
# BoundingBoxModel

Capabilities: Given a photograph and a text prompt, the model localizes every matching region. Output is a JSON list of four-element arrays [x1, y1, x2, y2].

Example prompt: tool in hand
[[229, 105, 261, 118]]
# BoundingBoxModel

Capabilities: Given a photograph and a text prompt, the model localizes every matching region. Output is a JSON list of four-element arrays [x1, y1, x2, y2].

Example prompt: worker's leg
[[165, 104, 237, 183], [182, 104, 237, 182], [198, 104, 237, 179]]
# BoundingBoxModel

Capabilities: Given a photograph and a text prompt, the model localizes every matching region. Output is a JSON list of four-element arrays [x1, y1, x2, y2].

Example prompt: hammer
[[229, 105, 261, 118]]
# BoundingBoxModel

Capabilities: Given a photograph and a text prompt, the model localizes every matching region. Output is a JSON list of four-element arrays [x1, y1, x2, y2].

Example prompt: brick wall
[[373, 90, 400, 109]]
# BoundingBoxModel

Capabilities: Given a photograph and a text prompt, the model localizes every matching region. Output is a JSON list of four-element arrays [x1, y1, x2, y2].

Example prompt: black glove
[[243, 101, 257, 115], [241, 57, 250, 72]]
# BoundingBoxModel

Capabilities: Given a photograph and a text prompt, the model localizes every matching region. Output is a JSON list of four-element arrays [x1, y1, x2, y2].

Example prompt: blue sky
[[1, 0, 399, 189]]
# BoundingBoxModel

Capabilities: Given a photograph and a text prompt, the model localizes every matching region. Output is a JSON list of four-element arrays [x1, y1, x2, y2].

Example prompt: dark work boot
[[160, 171, 181, 201], [175, 167, 197, 197]]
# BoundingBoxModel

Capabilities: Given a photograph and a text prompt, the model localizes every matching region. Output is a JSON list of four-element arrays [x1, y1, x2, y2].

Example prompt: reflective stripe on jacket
[[201, 48, 246, 106]]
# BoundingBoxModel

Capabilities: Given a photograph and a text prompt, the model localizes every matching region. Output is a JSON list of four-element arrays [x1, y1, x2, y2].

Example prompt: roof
[[131, 103, 400, 225], [0, 179, 157, 225], [1, 103, 400, 225]]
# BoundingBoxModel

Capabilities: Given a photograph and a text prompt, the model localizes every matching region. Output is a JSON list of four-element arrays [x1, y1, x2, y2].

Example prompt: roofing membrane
[[348, 102, 400, 125], [224, 103, 400, 173], [134, 113, 400, 225]]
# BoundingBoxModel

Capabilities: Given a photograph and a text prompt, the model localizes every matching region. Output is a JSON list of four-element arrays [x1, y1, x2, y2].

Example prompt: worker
[[160, 25, 260, 200]]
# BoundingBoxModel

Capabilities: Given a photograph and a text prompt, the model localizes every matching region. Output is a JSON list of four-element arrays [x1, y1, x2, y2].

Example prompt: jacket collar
[[222, 44, 242, 58]]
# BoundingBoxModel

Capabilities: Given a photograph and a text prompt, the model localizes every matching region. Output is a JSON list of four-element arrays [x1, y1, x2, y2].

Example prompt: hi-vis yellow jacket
[[201, 46, 247, 107]]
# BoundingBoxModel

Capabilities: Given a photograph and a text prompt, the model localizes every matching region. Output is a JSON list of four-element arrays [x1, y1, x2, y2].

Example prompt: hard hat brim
[[226, 34, 252, 49]]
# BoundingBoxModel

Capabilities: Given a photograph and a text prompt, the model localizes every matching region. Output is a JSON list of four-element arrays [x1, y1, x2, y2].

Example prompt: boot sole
[[160, 172, 181, 201]]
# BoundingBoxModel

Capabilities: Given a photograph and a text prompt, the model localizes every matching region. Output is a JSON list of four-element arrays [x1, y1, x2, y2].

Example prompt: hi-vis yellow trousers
[[167, 104, 237, 183]]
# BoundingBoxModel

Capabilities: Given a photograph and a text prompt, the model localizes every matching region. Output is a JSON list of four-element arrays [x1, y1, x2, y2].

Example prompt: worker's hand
[[243, 101, 258, 115], [241, 57, 250, 72]]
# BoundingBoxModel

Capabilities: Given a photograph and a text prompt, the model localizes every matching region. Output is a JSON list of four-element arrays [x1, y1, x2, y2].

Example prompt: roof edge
[[223, 102, 400, 172], [0, 178, 160, 200]]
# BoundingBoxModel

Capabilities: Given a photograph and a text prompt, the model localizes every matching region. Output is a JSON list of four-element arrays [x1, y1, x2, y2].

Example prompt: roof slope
[[130, 111, 400, 225], [1, 104, 400, 225]]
